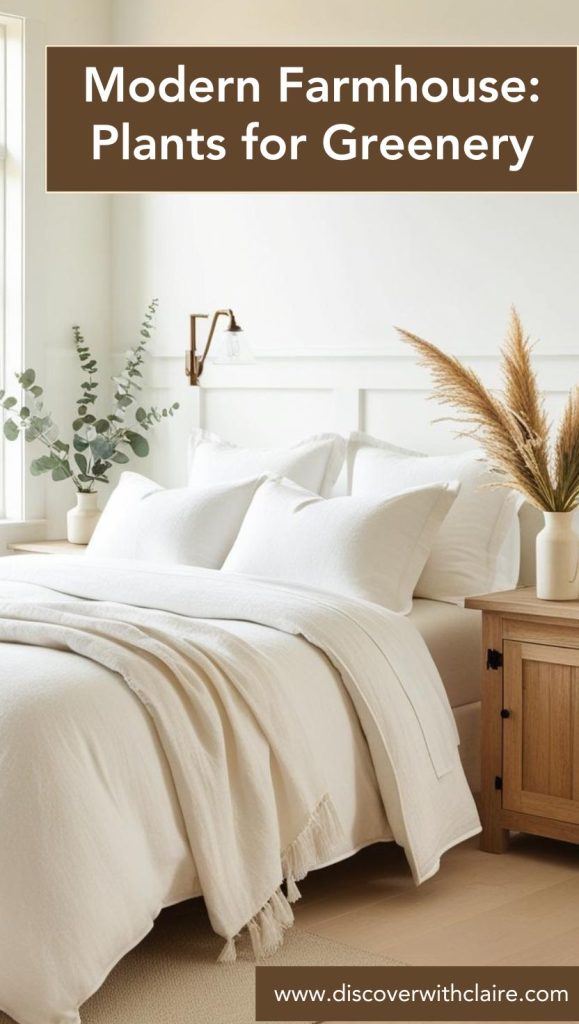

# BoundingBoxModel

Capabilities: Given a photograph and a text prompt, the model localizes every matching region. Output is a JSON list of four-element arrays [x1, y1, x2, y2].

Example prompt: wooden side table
[[466, 587, 579, 853], [7, 540, 87, 556]]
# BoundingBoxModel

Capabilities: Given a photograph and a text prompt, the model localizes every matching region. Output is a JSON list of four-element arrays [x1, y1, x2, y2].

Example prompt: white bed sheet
[[409, 599, 482, 709], [410, 598, 482, 792]]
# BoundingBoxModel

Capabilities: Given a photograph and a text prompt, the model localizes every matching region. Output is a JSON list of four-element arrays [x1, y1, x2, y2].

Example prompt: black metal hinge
[[487, 648, 503, 670], [495, 776, 503, 790]]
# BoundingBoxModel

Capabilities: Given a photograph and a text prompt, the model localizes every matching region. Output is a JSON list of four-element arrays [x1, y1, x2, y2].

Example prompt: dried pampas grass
[[396, 309, 579, 513]]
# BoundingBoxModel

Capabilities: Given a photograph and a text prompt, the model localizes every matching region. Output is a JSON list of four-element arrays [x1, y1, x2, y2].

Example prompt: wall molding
[[146, 349, 579, 362], [143, 352, 578, 394]]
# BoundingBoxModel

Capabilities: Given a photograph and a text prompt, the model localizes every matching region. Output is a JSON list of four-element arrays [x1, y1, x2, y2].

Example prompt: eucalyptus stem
[[1, 300, 180, 491]]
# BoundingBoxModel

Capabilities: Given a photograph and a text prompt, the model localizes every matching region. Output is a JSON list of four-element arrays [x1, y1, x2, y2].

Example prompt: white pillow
[[188, 430, 345, 496], [223, 476, 458, 613], [87, 471, 264, 567], [347, 433, 522, 603]]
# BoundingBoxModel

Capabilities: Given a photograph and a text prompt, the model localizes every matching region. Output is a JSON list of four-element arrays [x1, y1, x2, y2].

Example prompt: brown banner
[[255, 965, 579, 1021], [46, 46, 577, 193]]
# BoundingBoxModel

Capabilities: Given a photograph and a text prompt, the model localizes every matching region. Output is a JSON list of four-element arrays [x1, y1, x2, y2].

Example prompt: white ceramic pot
[[536, 511, 579, 600], [67, 491, 100, 545]]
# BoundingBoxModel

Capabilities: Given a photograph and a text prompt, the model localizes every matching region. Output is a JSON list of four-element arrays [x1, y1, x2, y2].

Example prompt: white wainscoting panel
[[124, 349, 579, 585], [201, 388, 337, 447], [144, 353, 577, 478]]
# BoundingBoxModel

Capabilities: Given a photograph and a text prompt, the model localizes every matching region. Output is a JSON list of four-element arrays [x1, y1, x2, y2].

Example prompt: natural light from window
[[0, 13, 23, 522]]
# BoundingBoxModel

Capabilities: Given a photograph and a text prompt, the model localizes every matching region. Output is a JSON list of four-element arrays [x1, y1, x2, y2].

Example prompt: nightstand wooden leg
[[480, 821, 509, 853], [480, 611, 508, 854]]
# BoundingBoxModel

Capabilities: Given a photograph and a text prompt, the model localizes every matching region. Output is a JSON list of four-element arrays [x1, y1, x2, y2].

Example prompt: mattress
[[409, 598, 482, 709]]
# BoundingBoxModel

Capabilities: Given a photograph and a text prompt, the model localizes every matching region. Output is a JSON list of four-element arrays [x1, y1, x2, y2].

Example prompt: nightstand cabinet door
[[503, 640, 579, 826]]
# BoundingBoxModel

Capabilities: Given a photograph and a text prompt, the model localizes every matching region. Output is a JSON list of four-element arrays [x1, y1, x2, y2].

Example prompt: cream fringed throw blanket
[[0, 598, 341, 963], [0, 558, 480, 1023]]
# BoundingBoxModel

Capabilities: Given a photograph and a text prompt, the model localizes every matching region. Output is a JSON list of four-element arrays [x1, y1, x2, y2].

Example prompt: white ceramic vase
[[536, 511, 579, 600], [67, 491, 100, 545]]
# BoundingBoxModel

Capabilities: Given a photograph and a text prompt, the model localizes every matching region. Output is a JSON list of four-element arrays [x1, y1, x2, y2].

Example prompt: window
[[0, 13, 23, 521]]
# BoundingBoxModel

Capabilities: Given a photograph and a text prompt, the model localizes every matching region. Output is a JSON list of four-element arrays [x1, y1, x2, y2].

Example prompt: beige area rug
[[1, 901, 402, 1024]]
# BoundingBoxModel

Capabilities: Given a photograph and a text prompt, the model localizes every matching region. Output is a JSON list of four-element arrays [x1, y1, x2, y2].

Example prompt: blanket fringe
[[285, 875, 302, 903], [217, 795, 343, 965], [217, 937, 237, 964], [281, 793, 343, 902]]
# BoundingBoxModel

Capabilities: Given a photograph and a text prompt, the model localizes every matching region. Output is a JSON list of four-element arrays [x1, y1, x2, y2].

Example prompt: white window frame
[[0, 12, 24, 522]]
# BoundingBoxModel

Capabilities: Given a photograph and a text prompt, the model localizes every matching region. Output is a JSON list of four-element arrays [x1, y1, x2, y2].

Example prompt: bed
[[2, 426, 531, 1024], [0, 554, 481, 1024]]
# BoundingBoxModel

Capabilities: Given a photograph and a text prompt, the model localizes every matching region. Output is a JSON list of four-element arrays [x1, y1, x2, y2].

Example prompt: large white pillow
[[188, 430, 345, 496], [87, 471, 264, 567], [222, 476, 458, 613], [347, 433, 522, 603]]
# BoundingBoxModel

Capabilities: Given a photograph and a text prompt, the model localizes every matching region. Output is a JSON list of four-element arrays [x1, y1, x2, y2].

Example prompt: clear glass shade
[[207, 328, 255, 365]]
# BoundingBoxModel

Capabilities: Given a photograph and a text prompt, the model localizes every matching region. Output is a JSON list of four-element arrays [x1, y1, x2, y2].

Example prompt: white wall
[[0, 0, 112, 548], [5, 0, 579, 535], [113, 191, 579, 358], [113, 0, 579, 45], [108, 0, 579, 491]]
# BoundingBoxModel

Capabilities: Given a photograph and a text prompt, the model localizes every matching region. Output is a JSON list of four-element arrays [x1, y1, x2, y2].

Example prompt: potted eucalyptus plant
[[0, 299, 179, 543]]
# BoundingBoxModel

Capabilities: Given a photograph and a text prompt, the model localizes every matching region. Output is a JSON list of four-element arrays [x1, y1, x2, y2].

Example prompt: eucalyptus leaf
[[126, 432, 149, 457], [19, 369, 36, 388], [31, 416, 49, 434], [52, 465, 72, 482], [3, 419, 20, 441], [3, 396, 17, 410], [90, 436, 115, 460], [31, 455, 58, 475]]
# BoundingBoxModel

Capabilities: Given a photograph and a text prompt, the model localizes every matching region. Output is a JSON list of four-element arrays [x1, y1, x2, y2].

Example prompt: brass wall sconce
[[186, 308, 243, 385]]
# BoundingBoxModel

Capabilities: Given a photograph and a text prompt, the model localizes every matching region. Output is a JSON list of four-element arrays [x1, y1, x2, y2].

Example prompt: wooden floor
[[295, 833, 579, 965], [291, 833, 578, 1024]]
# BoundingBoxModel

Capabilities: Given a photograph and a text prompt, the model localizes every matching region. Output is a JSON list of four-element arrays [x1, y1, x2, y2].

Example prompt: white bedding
[[0, 557, 480, 1024], [409, 599, 482, 708], [409, 599, 483, 792]]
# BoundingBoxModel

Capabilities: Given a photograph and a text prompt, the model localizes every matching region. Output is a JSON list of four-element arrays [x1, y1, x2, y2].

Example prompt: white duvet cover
[[0, 557, 480, 1024]]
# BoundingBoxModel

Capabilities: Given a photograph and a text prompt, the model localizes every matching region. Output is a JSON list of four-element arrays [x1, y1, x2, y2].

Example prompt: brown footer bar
[[256, 966, 579, 1021]]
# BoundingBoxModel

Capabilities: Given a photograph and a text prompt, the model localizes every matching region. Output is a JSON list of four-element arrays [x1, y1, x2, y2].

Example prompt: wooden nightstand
[[466, 587, 579, 853], [7, 540, 87, 556]]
